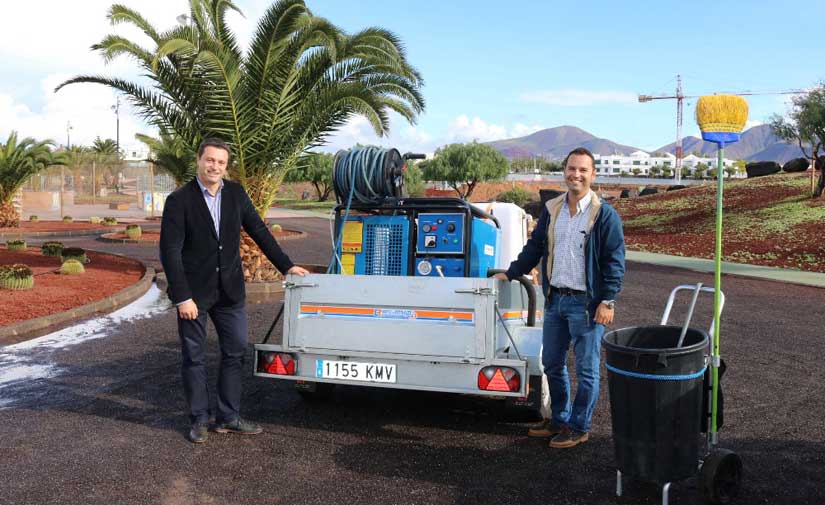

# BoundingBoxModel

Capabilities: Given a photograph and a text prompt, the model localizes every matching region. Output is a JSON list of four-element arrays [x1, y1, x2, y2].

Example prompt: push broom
[[695, 94, 748, 445]]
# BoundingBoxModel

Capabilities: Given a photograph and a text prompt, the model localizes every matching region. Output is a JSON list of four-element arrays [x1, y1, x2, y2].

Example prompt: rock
[[639, 187, 659, 197], [667, 185, 687, 191], [745, 161, 781, 178], [782, 158, 809, 173], [620, 189, 630, 198], [523, 201, 544, 219]]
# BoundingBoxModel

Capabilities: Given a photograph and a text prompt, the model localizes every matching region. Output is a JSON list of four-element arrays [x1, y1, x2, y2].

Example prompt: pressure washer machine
[[253, 146, 545, 414]]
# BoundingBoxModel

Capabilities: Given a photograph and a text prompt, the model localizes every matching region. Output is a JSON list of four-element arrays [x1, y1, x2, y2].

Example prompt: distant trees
[[649, 165, 661, 178], [631, 168, 642, 177], [422, 142, 508, 200], [403, 160, 426, 197], [283, 152, 335, 201], [770, 84, 825, 197], [509, 156, 561, 173], [92, 137, 119, 157]]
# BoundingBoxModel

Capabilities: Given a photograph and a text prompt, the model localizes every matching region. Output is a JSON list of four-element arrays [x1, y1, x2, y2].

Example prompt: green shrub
[[103, 217, 118, 225], [61, 247, 88, 264], [29, 215, 39, 222], [125, 224, 142, 239], [270, 223, 283, 233], [89, 216, 102, 224], [62, 216, 73, 222], [41, 241, 64, 257], [7, 240, 26, 251], [497, 186, 534, 207], [60, 259, 85, 275], [0, 264, 34, 290]]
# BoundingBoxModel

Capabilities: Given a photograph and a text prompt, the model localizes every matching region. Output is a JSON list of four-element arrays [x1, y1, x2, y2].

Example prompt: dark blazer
[[159, 178, 294, 309]]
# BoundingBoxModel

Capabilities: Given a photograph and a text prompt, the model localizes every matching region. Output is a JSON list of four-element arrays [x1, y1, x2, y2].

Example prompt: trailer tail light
[[259, 352, 296, 375], [477, 366, 520, 392]]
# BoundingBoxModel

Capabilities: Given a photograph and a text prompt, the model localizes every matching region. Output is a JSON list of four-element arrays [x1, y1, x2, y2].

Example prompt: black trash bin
[[603, 325, 709, 484]]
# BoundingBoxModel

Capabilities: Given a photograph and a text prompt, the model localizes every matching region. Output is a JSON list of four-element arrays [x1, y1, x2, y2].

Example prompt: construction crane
[[639, 75, 807, 183]]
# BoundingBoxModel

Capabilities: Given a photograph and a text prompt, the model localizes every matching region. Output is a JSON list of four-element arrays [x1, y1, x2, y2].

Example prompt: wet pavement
[[1, 215, 824, 504]]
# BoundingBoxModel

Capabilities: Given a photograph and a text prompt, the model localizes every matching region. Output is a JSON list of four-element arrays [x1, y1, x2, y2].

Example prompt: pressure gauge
[[417, 260, 433, 276]]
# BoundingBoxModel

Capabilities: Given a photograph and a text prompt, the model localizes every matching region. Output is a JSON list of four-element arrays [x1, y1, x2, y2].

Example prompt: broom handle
[[711, 146, 724, 442]]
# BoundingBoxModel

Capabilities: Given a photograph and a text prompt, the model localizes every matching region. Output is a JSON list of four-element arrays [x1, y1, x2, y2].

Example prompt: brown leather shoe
[[527, 419, 568, 438], [548, 429, 589, 449], [188, 423, 208, 444]]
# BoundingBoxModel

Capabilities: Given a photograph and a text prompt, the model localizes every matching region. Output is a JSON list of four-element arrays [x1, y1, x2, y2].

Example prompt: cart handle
[[487, 268, 536, 327], [661, 284, 725, 336]]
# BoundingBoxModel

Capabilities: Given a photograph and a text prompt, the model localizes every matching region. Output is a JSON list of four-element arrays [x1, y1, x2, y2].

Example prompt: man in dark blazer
[[160, 137, 309, 444]]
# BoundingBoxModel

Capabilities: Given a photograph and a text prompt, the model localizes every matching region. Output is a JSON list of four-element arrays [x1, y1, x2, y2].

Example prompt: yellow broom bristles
[[695, 95, 749, 133]]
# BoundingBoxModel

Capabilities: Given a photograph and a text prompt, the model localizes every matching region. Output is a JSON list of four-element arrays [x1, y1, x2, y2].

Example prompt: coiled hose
[[328, 146, 404, 273]]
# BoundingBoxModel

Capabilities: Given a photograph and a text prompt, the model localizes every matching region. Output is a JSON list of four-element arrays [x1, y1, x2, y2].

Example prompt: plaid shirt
[[550, 191, 593, 291]]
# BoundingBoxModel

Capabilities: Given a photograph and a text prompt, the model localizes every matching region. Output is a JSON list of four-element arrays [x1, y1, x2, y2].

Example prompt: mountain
[[486, 126, 643, 159], [653, 124, 804, 163]]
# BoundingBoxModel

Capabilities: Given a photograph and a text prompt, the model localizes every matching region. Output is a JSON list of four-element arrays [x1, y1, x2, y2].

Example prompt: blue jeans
[[542, 293, 604, 433]]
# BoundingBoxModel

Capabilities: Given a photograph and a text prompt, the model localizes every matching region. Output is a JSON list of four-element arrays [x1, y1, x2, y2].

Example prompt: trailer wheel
[[295, 382, 335, 401], [701, 449, 742, 504]]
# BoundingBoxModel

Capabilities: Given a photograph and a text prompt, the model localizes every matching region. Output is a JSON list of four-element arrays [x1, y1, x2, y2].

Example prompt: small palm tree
[[92, 137, 119, 157], [0, 132, 67, 227], [135, 132, 196, 187]]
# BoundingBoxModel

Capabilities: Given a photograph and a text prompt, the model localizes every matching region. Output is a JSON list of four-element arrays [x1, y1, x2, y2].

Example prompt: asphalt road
[[2, 216, 824, 505]]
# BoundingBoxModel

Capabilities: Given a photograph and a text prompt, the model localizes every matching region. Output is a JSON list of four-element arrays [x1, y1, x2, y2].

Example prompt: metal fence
[[19, 160, 176, 217]]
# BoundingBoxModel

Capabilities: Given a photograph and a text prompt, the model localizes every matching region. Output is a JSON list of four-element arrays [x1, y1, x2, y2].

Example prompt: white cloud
[[744, 120, 764, 130], [317, 114, 435, 155], [0, 73, 153, 149], [446, 115, 542, 143], [520, 89, 637, 106]]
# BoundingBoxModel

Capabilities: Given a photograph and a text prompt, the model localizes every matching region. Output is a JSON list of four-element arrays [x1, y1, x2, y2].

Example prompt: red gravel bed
[[0, 221, 115, 234], [0, 248, 145, 326]]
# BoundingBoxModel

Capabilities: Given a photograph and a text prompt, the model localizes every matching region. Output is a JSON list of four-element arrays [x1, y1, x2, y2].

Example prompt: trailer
[[254, 147, 546, 415]]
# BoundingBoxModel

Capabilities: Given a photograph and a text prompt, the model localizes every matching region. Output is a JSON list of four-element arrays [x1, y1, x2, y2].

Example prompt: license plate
[[315, 360, 396, 383]]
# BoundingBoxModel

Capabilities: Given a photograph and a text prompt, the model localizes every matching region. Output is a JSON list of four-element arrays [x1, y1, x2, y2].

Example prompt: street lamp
[[111, 97, 120, 158], [66, 121, 73, 149]]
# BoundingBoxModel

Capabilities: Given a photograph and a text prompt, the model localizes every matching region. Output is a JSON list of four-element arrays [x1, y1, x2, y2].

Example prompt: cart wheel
[[701, 449, 742, 504]]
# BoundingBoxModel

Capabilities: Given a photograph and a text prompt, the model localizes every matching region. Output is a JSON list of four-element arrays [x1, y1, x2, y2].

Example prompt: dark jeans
[[177, 292, 248, 425], [542, 293, 605, 433]]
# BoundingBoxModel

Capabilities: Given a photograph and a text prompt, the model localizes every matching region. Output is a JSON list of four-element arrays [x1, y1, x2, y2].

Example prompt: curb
[[0, 227, 121, 240], [98, 232, 160, 246], [0, 259, 155, 343]]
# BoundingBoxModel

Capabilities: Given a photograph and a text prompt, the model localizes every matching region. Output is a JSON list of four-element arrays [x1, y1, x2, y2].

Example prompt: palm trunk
[[0, 200, 20, 228], [239, 174, 286, 282]]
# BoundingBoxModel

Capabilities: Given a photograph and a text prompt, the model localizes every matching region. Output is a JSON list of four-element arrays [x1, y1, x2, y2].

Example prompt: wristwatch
[[601, 300, 616, 309]]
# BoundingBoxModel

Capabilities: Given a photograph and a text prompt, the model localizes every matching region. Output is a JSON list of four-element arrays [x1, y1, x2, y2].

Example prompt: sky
[[1, 0, 823, 156]]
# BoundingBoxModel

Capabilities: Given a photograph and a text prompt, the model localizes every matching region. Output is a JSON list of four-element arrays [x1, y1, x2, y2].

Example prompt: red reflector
[[486, 369, 511, 392], [477, 366, 520, 392], [262, 353, 296, 375]]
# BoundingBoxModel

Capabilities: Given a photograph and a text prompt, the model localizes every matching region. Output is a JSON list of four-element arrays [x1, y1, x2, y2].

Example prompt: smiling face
[[564, 153, 597, 197], [196, 145, 229, 190]]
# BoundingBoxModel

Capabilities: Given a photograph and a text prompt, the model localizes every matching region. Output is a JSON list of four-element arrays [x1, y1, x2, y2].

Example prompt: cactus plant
[[61, 247, 88, 264], [62, 216, 73, 222], [270, 223, 283, 233], [60, 259, 85, 275], [89, 216, 102, 224], [41, 241, 64, 257], [125, 224, 142, 239], [29, 215, 39, 222], [0, 264, 34, 290], [6, 239, 26, 251], [103, 217, 118, 226]]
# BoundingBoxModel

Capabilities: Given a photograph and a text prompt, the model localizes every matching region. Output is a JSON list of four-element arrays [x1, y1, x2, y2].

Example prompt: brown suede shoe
[[527, 419, 568, 439], [548, 430, 589, 449]]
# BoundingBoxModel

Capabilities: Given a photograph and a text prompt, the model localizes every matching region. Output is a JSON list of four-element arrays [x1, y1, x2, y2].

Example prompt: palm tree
[[92, 137, 119, 156], [56, 0, 424, 218], [0, 132, 67, 227], [135, 132, 197, 187]]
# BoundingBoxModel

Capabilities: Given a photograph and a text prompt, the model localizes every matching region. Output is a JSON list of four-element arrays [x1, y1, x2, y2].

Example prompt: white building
[[594, 151, 741, 178]]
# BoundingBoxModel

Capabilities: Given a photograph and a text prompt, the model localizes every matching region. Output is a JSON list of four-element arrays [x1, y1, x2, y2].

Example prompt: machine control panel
[[416, 213, 465, 254]]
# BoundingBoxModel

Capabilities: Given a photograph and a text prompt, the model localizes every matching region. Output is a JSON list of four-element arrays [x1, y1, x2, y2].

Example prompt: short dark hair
[[562, 147, 595, 170], [198, 137, 231, 159]]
